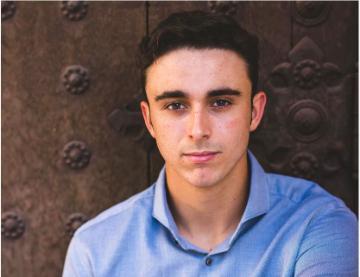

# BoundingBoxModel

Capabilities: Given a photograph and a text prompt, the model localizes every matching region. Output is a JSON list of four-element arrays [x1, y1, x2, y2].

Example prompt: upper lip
[[183, 151, 219, 156]]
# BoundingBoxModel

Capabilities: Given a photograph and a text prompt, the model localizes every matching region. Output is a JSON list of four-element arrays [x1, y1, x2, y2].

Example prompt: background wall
[[2, 1, 358, 276]]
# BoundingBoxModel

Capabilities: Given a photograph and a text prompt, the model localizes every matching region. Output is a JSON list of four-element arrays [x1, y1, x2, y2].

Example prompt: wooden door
[[2, 2, 357, 276]]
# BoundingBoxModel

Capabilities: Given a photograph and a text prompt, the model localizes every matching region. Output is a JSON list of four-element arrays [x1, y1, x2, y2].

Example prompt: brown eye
[[212, 99, 232, 107], [166, 102, 186, 110]]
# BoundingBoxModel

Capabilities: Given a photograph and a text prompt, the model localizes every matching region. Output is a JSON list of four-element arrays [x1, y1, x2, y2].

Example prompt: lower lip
[[183, 153, 219, 163]]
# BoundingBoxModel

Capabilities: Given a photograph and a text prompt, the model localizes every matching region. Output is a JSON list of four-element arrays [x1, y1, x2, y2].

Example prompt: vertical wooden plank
[[290, 1, 357, 211], [231, 2, 292, 91], [2, 2, 147, 276]]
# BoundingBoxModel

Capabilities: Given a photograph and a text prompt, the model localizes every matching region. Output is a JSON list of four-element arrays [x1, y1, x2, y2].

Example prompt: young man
[[63, 11, 357, 276]]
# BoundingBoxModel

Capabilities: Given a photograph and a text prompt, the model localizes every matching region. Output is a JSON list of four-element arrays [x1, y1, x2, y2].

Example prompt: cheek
[[218, 116, 251, 146], [157, 120, 183, 136], [225, 119, 240, 129], [154, 120, 183, 149], [223, 116, 249, 131]]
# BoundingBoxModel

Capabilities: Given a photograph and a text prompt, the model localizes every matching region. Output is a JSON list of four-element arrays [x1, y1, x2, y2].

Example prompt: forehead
[[145, 48, 252, 98]]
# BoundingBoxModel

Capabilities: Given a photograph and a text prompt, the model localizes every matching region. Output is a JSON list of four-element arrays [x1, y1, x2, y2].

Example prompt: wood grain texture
[[290, 1, 357, 210], [2, 2, 147, 276]]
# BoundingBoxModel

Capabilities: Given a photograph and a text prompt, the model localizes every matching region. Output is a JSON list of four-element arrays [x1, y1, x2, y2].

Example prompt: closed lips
[[182, 151, 220, 163], [183, 151, 219, 156]]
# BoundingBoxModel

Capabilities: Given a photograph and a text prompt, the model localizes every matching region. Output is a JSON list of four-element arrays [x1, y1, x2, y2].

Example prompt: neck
[[165, 157, 249, 252]]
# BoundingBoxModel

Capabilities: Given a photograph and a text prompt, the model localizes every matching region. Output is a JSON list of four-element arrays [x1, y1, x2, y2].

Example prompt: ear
[[250, 91, 267, 132], [140, 101, 156, 138]]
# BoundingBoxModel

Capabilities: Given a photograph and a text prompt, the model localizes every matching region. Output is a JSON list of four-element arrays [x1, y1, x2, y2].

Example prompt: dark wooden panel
[[2, 2, 146, 276], [289, 1, 357, 210]]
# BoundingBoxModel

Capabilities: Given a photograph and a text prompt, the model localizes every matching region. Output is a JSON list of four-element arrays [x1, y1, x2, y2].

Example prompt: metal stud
[[66, 213, 88, 237], [208, 1, 238, 16], [292, 1, 330, 26], [63, 141, 91, 169], [61, 1, 88, 21], [287, 100, 328, 143], [2, 211, 25, 240], [62, 65, 90, 95], [290, 152, 319, 179], [1, 1, 16, 21]]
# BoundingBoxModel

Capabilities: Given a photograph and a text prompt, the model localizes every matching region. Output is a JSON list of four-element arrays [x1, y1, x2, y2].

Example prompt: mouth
[[182, 151, 220, 163]]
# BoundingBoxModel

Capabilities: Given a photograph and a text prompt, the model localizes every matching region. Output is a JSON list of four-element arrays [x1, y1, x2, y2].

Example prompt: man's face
[[141, 48, 266, 188]]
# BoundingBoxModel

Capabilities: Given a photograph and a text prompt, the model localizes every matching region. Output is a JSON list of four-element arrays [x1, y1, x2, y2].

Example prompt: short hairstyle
[[138, 10, 259, 101]]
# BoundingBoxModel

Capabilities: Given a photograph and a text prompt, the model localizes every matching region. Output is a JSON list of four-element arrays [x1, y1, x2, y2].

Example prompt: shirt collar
[[241, 150, 270, 222], [152, 150, 270, 248], [152, 167, 180, 238]]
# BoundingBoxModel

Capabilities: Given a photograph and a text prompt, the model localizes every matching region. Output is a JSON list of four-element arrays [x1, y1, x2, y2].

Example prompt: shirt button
[[205, 257, 212, 266]]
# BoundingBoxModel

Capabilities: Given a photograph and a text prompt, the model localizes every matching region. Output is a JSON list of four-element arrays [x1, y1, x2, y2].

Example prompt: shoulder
[[266, 175, 360, 275], [266, 173, 350, 210], [74, 184, 155, 241], [265, 171, 357, 233], [265, 172, 357, 230], [264, 173, 358, 275], [63, 185, 157, 276]]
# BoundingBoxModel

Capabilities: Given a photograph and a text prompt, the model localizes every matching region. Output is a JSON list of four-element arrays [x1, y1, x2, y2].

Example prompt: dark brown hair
[[138, 10, 259, 101]]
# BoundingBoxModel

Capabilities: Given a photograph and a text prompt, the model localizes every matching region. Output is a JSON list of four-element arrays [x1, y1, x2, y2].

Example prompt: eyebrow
[[154, 88, 242, 102]]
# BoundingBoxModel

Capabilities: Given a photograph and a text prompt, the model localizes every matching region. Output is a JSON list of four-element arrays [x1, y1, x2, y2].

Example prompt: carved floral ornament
[[61, 1, 88, 21], [261, 35, 349, 177], [266, 142, 347, 179], [290, 152, 319, 179], [267, 37, 343, 93], [2, 211, 25, 240], [293, 60, 322, 89], [1, 1, 16, 21], [265, 37, 346, 146]]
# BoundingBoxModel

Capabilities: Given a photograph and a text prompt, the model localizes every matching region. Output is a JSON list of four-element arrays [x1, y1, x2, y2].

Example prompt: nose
[[187, 108, 211, 141]]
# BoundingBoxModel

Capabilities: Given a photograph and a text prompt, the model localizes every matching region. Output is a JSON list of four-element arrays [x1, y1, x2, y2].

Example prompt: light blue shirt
[[63, 152, 358, 276]]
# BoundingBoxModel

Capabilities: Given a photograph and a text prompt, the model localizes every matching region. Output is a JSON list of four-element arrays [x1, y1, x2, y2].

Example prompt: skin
[[140, 48, 266, 252]]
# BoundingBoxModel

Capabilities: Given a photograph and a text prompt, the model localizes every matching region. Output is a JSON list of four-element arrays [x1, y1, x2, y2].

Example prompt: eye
[[165, 102, 187, 110], [212, 99, 232, 108]]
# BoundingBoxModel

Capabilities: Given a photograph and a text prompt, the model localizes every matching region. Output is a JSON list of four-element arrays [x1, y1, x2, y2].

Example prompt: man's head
[[138, 11, 266, 189], [138, 10, 259, 100]]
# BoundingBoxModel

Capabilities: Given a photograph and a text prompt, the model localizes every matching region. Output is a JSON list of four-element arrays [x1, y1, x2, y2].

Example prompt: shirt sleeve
[[62, 234, 94, 277], [294, 207, 358, 277]]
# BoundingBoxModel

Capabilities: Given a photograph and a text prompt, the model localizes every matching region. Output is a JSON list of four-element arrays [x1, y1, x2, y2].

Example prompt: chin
[[184, 169, 221, 188]]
